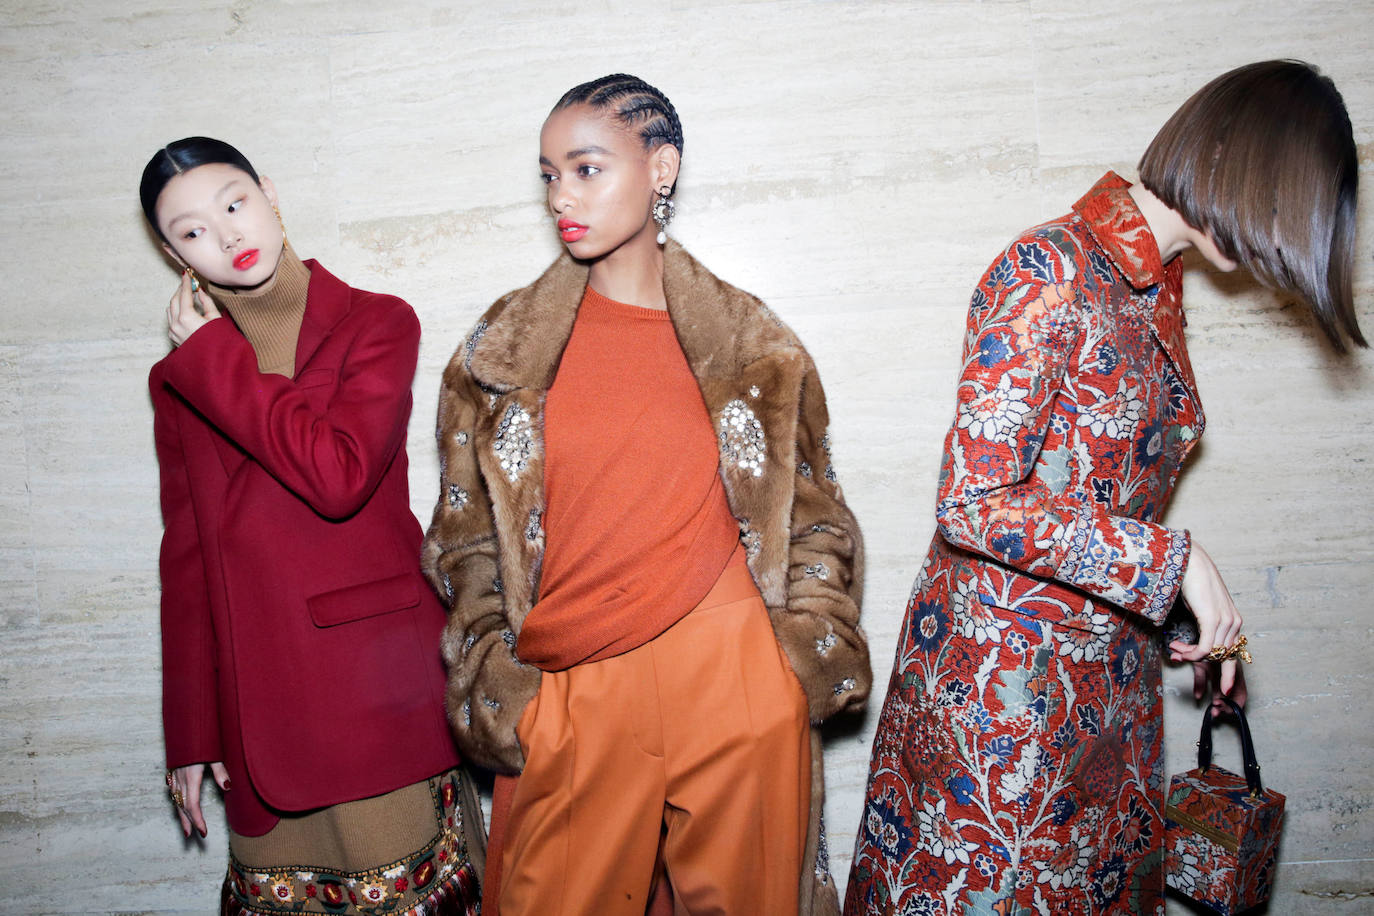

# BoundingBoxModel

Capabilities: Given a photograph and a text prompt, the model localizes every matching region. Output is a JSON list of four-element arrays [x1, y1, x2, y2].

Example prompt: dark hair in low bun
[[140, 137, 259, 239]]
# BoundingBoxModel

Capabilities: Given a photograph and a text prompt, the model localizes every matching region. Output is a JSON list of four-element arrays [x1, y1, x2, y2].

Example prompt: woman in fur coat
[[423, 74, 870, 916]]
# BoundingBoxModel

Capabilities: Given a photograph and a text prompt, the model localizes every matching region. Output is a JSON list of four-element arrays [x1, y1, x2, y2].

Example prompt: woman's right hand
[[1171, 540, 1245, 710], [168, 761, 230, 838], [166, 270, 220, 347]]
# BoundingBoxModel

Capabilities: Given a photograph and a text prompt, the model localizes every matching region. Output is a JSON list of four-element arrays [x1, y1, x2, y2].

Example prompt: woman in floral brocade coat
[[846, 61, 1362, 916]]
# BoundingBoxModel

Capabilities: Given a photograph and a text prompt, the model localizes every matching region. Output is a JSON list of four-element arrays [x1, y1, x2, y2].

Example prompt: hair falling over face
[[1137, 60, 1362, 351]]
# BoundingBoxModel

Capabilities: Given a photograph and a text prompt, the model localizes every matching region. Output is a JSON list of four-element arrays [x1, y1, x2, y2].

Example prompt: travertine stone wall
[[1, 1, 1370, 912]]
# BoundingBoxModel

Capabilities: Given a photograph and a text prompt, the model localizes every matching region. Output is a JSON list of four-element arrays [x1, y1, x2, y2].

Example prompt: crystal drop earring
[[652, 186, 675, 245]]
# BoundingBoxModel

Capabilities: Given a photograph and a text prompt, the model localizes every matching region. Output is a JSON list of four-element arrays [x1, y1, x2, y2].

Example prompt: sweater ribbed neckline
[[205, 246, 310, 377], [580, 285, 670, 321]]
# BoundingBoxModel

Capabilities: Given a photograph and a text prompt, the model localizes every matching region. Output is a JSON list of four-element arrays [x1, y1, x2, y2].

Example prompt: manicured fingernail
[[199, 827, 207, 838], [223, 778, 232, 791]]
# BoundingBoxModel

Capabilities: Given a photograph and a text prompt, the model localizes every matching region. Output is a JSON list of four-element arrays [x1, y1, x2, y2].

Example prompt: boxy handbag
[[1164, 696, 1286, 914]]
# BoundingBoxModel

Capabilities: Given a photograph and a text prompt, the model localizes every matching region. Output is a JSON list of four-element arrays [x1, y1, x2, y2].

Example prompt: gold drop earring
[[184, 267, 208, 316], [273, 204, 290, 251]]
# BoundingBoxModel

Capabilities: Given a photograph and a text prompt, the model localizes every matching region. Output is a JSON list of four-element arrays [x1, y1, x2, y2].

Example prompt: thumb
[[210, 761, 231, 791]]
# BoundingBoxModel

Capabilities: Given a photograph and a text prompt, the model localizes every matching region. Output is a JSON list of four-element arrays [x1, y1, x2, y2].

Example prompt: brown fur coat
[[422, 241, 869, 913]]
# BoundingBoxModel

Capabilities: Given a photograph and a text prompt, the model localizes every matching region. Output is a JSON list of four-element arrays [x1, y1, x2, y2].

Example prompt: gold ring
[[171, 787, 185, 809], [1206, 634, 1252, 664], [1236, 634, 1253, 664]]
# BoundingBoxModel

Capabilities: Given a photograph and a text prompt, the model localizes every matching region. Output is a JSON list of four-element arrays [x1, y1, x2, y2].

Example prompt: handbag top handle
[[1197, 694, 1264, 797]]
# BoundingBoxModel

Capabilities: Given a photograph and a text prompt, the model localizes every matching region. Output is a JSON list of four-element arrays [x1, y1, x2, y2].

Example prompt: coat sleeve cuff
[[1137, 527, 1190, 624], [441, 623, 541, 773], [165, 735, 224, 771], [1056, 500, 1191, 624]]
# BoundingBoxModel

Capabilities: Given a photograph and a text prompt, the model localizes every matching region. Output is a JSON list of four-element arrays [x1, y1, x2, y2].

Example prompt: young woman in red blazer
[[144, 137, 479, 915]]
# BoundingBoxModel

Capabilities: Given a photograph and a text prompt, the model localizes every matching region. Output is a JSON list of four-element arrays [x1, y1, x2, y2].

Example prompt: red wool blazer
[[149, 260, 458, 836]]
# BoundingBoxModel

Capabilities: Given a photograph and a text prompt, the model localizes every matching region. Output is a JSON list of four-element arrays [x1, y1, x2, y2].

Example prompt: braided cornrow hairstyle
[[554, 74, 684, 191]]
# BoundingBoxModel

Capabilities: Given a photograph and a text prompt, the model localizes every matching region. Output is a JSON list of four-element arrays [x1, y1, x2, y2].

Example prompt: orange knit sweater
[[516, 286, 741, 670]]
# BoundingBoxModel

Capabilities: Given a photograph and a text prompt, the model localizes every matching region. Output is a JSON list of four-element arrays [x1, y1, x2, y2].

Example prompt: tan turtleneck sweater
[[205, 246, 311, 377]]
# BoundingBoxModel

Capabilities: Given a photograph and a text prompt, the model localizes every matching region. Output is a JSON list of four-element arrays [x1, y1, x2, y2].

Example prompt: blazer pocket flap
[[308, 572, 421, 627]]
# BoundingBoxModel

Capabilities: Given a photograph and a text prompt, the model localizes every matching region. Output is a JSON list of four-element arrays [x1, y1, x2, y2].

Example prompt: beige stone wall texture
[[1, 1, 1371, 912]]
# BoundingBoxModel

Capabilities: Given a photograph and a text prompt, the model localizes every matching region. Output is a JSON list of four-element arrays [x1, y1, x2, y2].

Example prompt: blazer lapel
[[1148, 258, 1204, 415], [1074, 173, 1204, 416], [291, 260, 351, 378], [467, 254, 587, 393], [465, 254, 586, 614]]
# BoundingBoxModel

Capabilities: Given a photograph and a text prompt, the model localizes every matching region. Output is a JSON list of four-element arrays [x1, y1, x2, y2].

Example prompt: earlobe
[[652, 145, 681, 193], [162, 242, 187, 269], [259, 175, 279, 208]]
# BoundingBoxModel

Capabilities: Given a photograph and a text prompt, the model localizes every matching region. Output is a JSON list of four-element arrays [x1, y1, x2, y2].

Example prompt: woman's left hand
[[166, 270, 220, 346], [1172, 541, 1244, 691], [167, 760, 230, 838]]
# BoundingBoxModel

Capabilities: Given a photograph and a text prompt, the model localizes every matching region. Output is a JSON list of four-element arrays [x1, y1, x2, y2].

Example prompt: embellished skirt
[[845, 545, 1166, 915], [221, 768, 480, 915]]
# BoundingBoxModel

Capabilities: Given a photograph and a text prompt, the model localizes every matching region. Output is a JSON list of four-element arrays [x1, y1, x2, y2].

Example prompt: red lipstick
[[557, 219, 588, 243], [233, 249, 260, 271]]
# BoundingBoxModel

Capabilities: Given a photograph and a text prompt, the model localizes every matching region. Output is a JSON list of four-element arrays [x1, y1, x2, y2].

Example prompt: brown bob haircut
[[1139, 60, 1362, 350]]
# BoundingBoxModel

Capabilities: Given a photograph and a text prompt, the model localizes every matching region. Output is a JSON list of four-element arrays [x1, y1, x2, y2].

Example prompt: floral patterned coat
[[846, 173, 1202, 916], [423, 240, 870, 915]]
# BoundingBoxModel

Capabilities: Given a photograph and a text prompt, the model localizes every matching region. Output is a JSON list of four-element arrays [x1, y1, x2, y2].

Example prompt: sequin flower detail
[[493, 404, 534, 482], [447, 484, 469, 510], [719, 399, 766, 477]]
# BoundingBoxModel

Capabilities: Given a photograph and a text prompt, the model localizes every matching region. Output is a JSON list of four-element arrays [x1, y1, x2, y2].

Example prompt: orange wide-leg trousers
[[499, 557, 811, 916]]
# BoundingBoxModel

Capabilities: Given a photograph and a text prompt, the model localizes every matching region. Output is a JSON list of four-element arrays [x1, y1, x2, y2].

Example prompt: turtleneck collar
[[205, 245, 311, 377]]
